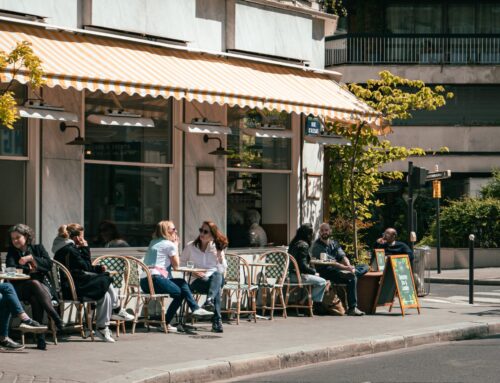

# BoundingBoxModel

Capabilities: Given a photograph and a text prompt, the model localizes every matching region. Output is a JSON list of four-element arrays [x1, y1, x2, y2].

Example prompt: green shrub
[[426, 198, 500, 248], [480, 169, 500, 199]]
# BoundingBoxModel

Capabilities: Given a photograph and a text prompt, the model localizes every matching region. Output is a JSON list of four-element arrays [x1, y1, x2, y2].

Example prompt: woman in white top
[[180, 221, 228, 333], [141, 221, 212, 331]]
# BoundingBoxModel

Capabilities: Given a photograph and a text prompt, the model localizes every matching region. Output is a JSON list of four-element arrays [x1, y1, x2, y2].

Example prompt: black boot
[[36, 334, 47, 350], [211, 319, 223, 333]]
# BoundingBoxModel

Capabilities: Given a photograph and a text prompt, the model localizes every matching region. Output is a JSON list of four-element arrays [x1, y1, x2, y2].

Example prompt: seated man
[[311, 223, 367, 316], [0, 282, 47, 351], [374, 228, 413, 266]]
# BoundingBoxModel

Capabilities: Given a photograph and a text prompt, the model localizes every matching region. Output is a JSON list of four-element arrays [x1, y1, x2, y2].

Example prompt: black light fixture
[[59, 122, 92, 145], [203, 134, 231, 156]]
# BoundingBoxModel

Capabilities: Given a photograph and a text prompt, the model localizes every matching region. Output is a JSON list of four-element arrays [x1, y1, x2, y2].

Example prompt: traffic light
[[410, 166, 428, 188]]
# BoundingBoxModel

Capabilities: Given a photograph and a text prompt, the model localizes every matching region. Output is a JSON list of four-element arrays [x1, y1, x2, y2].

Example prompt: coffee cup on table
[[320, 253, 327, 261]]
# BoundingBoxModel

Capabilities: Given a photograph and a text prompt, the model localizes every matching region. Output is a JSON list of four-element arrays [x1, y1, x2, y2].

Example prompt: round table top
[[0, 273, 30, 280], [310, 259, 337, 265], [176, 267, 209, 273]]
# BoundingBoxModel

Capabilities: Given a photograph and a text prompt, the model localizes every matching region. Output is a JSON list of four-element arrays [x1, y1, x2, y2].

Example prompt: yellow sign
[[433, 180, 441, 198]]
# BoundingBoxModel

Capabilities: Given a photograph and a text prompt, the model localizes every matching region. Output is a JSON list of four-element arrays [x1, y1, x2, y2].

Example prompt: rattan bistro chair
[[51, 259, 95, 341], [124, 256, 170, 334], [92, 255, 130, 337], [256, 250, 289, 319], [284, 255, 314, 317], [222, 253, 257, 324]]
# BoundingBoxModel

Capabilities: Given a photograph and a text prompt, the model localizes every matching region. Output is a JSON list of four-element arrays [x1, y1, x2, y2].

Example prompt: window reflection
[[227, 107, 291, 170], [84, 91, 172, 164], [227, 172, 289, 248], [85, 164, 169, 247]]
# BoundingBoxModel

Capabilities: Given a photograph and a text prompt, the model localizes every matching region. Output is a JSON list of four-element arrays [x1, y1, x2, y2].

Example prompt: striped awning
[[0, 21, 382, 127]]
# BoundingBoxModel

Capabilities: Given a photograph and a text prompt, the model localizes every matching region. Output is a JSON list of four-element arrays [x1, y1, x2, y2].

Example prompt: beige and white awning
[[0, 20, 382, 127]]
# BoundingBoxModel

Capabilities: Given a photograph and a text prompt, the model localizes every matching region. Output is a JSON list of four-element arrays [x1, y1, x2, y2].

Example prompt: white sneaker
[[111, 308, 134, 322], [95, 327, 115, 343], [192, 307, 214, 317]]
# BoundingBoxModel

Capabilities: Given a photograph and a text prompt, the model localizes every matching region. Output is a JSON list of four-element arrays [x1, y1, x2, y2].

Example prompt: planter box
[[428, 247, 500, 269]]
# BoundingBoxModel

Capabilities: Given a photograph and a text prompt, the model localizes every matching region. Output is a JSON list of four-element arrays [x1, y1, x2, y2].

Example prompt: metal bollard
[[469, 234, 475, 304]]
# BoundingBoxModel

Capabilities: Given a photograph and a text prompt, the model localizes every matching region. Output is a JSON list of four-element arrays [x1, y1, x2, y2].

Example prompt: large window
[[0, 83, 27, 251], [226, 107, 291, 248], [227, 107, 291, 170], [84, 92, 172, 247]]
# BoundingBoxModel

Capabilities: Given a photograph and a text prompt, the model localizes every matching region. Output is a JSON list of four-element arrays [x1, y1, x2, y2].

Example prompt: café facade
[[0, 1, 381, 254]]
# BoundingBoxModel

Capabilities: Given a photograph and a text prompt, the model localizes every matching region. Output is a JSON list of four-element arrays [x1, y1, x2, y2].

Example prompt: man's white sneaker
[[111, 308, 134, 321], [192, 307, 214, 317], [95, 327, 115, 343]]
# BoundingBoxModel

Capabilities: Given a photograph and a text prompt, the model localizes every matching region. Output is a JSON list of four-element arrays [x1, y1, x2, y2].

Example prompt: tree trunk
[[349, 123, 363, 260]]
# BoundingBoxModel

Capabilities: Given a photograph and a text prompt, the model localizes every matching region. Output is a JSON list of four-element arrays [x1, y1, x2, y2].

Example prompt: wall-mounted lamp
[[59, 122, 92, 145], [203, 134, 230, 156]]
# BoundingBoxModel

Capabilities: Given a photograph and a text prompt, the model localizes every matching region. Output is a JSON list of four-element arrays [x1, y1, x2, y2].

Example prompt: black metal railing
[[325, 34, 500, 66]]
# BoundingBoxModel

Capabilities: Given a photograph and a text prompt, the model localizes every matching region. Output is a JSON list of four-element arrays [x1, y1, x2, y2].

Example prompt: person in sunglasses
[[141, 220, 213, 332], [180, 221, 228, 333]]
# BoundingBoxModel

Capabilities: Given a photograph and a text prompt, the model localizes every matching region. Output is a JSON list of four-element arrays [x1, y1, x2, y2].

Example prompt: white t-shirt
[[180, 241, 227, 280], [144, 239, 178, 277]]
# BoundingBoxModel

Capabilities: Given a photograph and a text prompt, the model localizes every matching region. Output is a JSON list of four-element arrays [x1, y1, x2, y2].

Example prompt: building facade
[[0, 0, 376, 254], [326, 0, 500, 198]]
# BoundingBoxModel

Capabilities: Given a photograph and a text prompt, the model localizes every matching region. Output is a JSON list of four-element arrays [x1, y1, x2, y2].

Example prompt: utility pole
[[433, 165, 442, 274], [407, 161, 414, 252]]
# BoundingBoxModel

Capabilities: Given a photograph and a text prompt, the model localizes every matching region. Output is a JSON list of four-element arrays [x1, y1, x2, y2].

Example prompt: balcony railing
[[325, 34, 500, 66]]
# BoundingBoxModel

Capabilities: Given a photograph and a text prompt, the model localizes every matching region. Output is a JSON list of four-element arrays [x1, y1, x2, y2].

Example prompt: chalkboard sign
[[374, 254, 420, 316], [374, 249, 386, 272]]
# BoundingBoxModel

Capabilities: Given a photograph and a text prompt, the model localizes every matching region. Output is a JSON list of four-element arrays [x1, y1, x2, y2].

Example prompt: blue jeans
[[190, 272, 224, 322], [289, 273, 327, 302], [0, 283, 25, 337], [140, 276, 200, 324]]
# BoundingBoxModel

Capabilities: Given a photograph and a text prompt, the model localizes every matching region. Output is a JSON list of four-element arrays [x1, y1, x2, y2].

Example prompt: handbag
[[321, 288, 345, 316]]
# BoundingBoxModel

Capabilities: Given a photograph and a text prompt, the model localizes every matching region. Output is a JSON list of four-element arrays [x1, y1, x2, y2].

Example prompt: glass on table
[[186, 261, 194, 269], [5, 267, 16, 276]]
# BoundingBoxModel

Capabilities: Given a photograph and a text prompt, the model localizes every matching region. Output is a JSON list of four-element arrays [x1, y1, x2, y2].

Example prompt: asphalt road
[[424, 283, 500, 306], [226, 336, 500, 383]]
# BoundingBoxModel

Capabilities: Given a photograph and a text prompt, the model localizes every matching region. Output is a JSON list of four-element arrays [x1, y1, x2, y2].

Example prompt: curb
[[427, 278, 500, 286], [102, 320, 500, 383]]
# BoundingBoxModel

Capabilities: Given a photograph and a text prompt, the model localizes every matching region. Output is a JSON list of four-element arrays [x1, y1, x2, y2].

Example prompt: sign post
[[428, 166, 451, 274]]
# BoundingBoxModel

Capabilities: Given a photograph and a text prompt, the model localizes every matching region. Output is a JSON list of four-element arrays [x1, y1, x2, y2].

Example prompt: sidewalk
[[428, 267, 500, 285], [1, 292, 499, 383]]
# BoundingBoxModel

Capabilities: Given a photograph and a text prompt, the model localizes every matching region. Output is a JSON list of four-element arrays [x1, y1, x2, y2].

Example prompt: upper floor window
[[0, 82, 27, 157]]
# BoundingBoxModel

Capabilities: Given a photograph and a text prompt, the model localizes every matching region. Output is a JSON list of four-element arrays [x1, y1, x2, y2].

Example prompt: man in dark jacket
[[288, 224, 327, 312], [374, 228, 414, 266], [311, 222, 367, 316]]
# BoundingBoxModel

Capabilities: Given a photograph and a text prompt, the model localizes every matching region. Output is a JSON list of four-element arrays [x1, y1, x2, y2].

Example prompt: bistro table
[[175, 266, 209, 332], [0, 272, 30, 281], [247, 262, 277, 320]]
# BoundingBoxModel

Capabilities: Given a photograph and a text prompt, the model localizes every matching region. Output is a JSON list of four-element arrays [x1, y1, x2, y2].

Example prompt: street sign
[[426, 170, 451, 181], [433, 180, 441, 198]]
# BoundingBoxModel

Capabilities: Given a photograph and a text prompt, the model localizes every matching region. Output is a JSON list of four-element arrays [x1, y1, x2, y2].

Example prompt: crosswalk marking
[[421, 291, 500, 305]]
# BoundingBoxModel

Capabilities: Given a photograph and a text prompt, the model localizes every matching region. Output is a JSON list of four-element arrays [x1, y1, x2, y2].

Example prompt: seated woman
[[6, 224, 64, 350], [180, 221, 228, 333], [52, 223, 134, 343], [288, 223, 327, 314], [140, 221, 213, 332], [0, 282, 46, 351]]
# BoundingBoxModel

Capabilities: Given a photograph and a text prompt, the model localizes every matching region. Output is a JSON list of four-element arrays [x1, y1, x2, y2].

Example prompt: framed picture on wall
[[197, 167, 215, 196], [306, 173, 321, 200]]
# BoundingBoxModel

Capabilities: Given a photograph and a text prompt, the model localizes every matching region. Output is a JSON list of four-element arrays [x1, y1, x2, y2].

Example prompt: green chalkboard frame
[[374, 254, 420, 316], [374, 249, 386, 272]]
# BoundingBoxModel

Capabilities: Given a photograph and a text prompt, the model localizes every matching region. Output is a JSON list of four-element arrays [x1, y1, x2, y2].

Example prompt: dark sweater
[[6, 244, 53, 282], [374, 241, 413, 262], [288, 240, 316, 275]]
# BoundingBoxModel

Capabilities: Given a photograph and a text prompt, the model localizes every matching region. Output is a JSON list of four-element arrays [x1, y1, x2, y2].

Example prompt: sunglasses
[[169, 227, 177, 232], [199, 228, 210, 235]]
